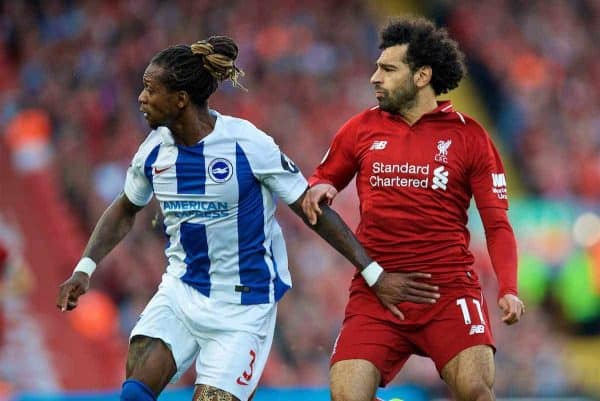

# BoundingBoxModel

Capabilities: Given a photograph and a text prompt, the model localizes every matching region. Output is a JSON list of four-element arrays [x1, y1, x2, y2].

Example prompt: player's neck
[[398, 90, 438, 126], [170, 107, 216, 146]]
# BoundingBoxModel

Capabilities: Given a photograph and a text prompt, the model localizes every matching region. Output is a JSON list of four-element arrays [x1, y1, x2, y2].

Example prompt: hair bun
[[190, 36, 246, 90], [190, 40, 214, 57]]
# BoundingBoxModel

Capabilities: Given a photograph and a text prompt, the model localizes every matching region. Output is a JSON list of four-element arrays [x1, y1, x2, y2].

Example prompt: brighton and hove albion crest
[[208, 158, 233, 183], [434, 139, 452, 164]]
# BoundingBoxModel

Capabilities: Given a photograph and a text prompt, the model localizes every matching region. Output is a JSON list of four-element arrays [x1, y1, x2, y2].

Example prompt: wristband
[[74, 257, 97, 277], [361, 262, 383, 287]]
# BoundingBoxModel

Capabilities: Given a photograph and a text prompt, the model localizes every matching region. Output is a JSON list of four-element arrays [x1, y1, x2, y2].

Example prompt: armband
[[361, 262, 383, 287], [73, 257, 97, 277]]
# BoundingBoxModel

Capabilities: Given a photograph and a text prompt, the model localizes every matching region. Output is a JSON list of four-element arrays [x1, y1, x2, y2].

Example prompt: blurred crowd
[[438, 0, 600, 199], [0, 0, 599, 399]]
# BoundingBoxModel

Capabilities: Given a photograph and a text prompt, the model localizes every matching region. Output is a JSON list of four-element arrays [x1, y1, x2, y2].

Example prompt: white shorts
[[130, 274, 277, 401]]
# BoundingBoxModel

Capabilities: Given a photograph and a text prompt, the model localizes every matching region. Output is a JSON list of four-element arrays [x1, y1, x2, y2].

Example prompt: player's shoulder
[[128, 127, 171, 170], [136, 128, 164, 157], [217, 112, 275, 146], [440, 107, 490, 140], [335, 106, 384, 136], [349, 106, 385, 125], [455, 111, 484, 130]]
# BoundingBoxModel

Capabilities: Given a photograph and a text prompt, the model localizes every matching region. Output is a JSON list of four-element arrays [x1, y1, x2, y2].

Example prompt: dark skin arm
[[56, 193, 143, 311], [290, 190, 439, 319]]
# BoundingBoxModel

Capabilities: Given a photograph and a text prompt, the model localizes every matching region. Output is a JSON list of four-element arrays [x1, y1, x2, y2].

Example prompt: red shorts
[[330, 285, 495, 386]]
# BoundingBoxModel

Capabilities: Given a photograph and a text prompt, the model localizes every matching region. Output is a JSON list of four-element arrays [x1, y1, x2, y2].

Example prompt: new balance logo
[[431, 166, 448, 190], [370, 140, 387, 150], [469, 324, 485, 335]]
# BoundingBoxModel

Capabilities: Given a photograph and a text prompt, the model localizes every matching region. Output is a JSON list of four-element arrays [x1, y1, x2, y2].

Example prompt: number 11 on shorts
[[456, 297, 485, 325]]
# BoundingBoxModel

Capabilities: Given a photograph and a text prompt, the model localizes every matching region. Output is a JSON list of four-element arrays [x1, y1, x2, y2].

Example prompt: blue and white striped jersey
[[124, 110, 308, 305]]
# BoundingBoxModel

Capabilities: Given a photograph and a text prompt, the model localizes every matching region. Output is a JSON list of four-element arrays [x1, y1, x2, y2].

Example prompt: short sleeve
[[309, 118, 358, 191], [123, 149, 154, 207], [240, 133, 308, 205], [469, 123, 509, 210]]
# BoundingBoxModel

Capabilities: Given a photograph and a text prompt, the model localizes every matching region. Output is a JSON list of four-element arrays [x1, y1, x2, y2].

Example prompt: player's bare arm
[[291, 190, 439, 319], [56, 193, 143, 312], [302, 183, 339, 225]]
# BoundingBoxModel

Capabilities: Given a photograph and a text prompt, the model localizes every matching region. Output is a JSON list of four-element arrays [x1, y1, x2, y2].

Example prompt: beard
[[377, 78, 418, 114]]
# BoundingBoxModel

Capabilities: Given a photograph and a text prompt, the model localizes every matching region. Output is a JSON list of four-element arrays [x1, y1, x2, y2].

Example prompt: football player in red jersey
[[303, 16, 524, 401]]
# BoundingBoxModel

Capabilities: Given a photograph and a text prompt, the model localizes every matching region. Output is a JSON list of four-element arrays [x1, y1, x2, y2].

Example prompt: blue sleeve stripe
[[143, 145, 161, 185]]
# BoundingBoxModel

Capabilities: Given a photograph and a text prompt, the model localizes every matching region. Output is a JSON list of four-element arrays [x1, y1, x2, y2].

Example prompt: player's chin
[[145, 117, 161, 130], [142, 112, 160, 130], [377, 102, 394, 113]]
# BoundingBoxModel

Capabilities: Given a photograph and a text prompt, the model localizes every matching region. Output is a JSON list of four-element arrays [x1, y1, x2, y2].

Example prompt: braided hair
[[150, 35, 245, 106]]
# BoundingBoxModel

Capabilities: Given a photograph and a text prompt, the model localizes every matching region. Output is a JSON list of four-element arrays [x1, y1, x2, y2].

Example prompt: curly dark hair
[[379, 16, 466, 95]]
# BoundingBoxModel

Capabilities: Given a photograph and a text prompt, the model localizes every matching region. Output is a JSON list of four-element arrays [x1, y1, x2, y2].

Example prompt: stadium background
[[0, 0, 599, 400]]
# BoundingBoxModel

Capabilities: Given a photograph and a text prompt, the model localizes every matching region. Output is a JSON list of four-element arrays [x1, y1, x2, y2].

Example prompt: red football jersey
[[310, 101, 510, 288]]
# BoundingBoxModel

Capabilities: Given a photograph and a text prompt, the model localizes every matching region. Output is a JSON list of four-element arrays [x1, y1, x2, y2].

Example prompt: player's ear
[[414, 65, 432, 88], [177, 90, 189, 109]]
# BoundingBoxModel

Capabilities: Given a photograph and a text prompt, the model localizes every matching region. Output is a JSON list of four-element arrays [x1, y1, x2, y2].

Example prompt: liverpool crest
[[434, 139, 452, 164]]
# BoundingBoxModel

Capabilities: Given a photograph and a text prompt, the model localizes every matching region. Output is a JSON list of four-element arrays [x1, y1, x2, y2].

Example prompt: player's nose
[[370, 70, 382, 85], [138, 90, 147, 104]]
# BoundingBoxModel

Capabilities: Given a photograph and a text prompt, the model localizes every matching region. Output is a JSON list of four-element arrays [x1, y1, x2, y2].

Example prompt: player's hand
[[498, 293, 524, 325], [372, 271, 440, 320], [302, 184, 338, 225], [56, 271, 90, 312]]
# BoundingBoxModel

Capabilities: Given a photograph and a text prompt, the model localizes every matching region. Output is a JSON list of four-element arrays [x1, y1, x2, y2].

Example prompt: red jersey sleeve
[[467, 120, 517, 298], [479, 207, 518, 299], [308, 118, 359, 191], [468, 121, 509, 210]]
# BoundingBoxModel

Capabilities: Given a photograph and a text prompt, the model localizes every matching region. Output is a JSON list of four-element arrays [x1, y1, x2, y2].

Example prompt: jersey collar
[[378, 100, 455, 124], [423, 100, 466, 124], [157, 126, 175, 146], [432, 100, 453, 114]]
